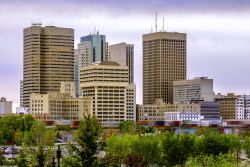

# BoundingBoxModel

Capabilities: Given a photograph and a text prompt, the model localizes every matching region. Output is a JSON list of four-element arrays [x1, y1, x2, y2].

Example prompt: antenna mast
[[155, 12, 158, 32], [163, 17, 165, 32]]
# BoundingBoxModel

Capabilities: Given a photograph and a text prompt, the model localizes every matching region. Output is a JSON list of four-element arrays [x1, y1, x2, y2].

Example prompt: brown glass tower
[[143, 32, 186, 104], [23, 24, 74, 108]]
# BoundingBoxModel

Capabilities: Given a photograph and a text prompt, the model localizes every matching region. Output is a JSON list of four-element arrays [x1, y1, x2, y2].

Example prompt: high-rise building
[[80, 33, 108, 63], [0, 97, 12, 114], [143, 32, 186, 104], [80, 61, 136, 126], [173, 77, 214, 103], [23, 24, 74, 108], [109, 42, 134, 83], [75, 33, 109, 96], [20, 80, 23, 107]]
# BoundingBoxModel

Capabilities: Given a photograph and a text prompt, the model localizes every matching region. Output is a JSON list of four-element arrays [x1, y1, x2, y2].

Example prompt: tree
[[129, 135, 162, 166], [118, 121, 137, 134], [243, 136, 250, 158], [17, 145, 29, 167], [63, 115, 101, 167], [162, 133, 195, 166], [105, 134, 138, 166]]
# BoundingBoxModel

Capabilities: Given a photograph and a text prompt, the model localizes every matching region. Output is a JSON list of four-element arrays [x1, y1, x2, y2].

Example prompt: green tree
[[162, 133, 195, 166], [118, 121, 137, 134], [105, 134, 138, 166], [243, 136, 250, 158], [129, 135, 162, 166], [63, 115, 101, 167], [17, 145, 29, 167]]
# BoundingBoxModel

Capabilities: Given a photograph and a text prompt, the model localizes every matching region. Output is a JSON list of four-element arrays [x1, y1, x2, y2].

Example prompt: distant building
[[30, 92, 92, 121], [200, 101, 220, 120], [165, 112, 201, 122], [138, 99, 200, 122], [80, 61, 136, 126], [109, 42, 134, 83], [215, 93, 238, 119], [215, 93, 250, 120], [173, 77, 214, 103], [143, 32, 186, 104], [23, 24, 74, 108], [16, 107, 29, 114], [0, 97, 12, 114]]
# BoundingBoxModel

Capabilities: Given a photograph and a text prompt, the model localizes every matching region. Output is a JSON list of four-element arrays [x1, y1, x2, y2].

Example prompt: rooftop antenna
[[162, 17, 165, 32], [155, 12, 158, 32]]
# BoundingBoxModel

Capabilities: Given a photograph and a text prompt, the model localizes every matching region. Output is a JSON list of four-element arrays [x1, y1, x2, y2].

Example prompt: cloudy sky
[[1, 0, 250, 108]]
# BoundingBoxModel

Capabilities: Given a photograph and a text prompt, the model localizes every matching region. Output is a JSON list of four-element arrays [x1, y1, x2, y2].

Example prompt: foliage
[[62, 115, 101, 167], [243, 136, 250, 158], [17, 145, 29, 167], [118, 121, 137, 134], [162, 133, 195, 166], [194, 130, 240, 156], [105, 134, 139, 166], [129, 135, 162, 166], [186, 154, 238, 167]]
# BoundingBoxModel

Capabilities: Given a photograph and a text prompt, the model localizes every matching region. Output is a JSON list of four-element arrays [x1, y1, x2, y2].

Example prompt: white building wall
[[0, 97, 12, 114]]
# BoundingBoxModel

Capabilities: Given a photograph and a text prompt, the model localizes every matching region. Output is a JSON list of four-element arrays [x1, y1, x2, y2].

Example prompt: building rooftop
[[96, 61, 120, 66]]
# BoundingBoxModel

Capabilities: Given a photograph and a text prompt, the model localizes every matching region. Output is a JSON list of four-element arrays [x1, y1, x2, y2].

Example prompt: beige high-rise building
[[143, 32, 186, 105], [23, 24, 74, 108], [109, 42, 134, 83], [80, 61, 136, 126]]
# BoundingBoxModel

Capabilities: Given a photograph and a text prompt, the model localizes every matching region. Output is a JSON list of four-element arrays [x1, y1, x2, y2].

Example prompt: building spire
[[155, 12, 158, 32]]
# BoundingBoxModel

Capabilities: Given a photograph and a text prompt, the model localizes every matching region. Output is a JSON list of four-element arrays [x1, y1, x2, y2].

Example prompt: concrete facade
[[173, 77, 214, 103], [80, 61, 136, 126], [109, 42, 134, 83], [0, 97, 12, 114]]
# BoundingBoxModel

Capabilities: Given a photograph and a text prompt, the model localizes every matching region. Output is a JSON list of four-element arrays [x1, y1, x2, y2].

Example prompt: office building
[[20, 80, 23, 107], [23, 24, 74, 108], [138, 99, 200, 122], [109, 42, 134, 83], [0, 97, 12, 114], [200, 101, 220, 120], [75, 33, 109, 96], [173, 77, 214, 103], [143, 32, 186, 104], [80, 61, 136, 126], [215, 93, 238, 119]]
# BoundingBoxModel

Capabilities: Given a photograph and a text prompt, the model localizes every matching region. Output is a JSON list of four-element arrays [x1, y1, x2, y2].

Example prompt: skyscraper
[[75, 32, 108, 96], [143, 32, 186, 104], [23, 24, 74, 108], [109, 42, 134, 83]]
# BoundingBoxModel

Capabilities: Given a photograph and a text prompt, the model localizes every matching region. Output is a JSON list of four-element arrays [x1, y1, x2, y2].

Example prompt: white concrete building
[[109, 42, 134, 83], [173, 77, 214, 103], [80, 61, 136, 126], [165, 112, 201, 122], [0, 97, 12, 114], [236, 95, 250, 119]]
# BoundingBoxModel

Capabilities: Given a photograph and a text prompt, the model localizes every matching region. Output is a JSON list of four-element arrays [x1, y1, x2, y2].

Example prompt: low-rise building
[[173, 77, 214, 103], [30, 92, 92, 121], [0, 97, 12, 114]]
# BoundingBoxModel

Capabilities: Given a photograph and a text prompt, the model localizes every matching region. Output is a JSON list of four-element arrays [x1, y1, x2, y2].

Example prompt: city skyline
[[1, 0, 250, 109]]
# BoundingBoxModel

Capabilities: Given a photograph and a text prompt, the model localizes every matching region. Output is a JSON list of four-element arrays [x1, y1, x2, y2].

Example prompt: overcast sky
[[1, 0, 250, 108]]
